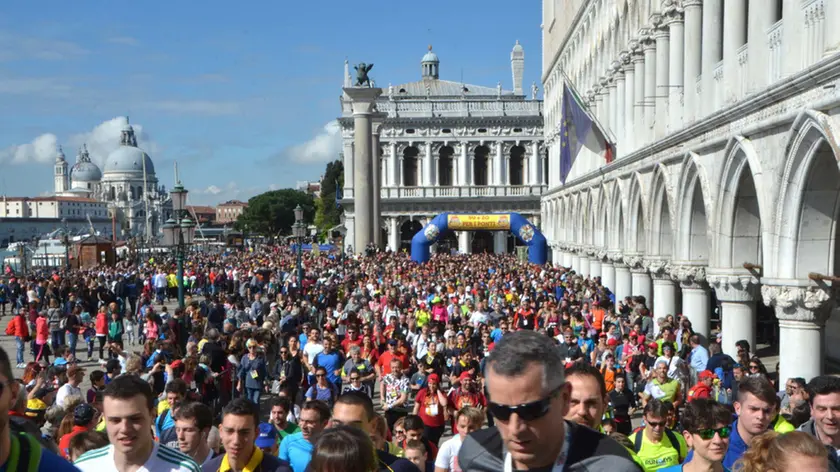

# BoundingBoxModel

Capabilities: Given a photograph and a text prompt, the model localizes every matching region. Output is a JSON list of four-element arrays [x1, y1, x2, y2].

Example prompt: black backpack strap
[[664, 429, 683, 463], [16, 431, 41, 472], [633, 431, 643, 453]]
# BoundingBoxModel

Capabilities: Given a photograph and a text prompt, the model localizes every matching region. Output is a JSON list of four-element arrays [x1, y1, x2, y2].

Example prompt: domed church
[[54, 117, 173, 239]]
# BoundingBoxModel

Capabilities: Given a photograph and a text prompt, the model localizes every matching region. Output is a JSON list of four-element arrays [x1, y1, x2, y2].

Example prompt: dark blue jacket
[[202, 451, 292, 472]]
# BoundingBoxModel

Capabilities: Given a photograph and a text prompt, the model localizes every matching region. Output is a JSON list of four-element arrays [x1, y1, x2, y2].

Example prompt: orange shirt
[[601, 366, 618, 392], [58, 425, 91, 459], [592, 308, 606, 332]]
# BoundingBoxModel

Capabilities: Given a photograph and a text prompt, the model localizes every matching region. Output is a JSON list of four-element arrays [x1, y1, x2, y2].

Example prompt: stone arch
[[714, 136, 768, 269], [596, 183, 610, 248], [775, 110, 840, 279], [625, 171, 647, 254], [607, 179, 625, 250], [647, 163, 675, 258], [675, 152, 714, 262]]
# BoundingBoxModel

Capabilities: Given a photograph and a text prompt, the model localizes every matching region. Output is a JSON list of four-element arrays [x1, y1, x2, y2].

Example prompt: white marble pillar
[[747, 0, 776, 93], [590, 258, 602, 279], [571, 254, 581, 272], [493, 231, 507, 254], [665, 8, 684, 131], [614, 67, 626, 152], [579, 255, 591, 278], [371, 118, 384, 249], [701, 0, 723, 117], [601, 261, 616, 293], [607, 80, 617, 136], [344, 87, 382, 252], [631, 268, 653, 303], [457, 232, 470, 254], [344, 142, 355, 195], [781, 0, 804, 78], [595, 92, 606, 130], [683, 0, 702, 124], [632, 46, 646, 147], [653, 21, 670, 139], [530, 142, 539, 185], [563, 251, 573, 268], [389, 142, 398, 187], [622, 55, 636, 152], [678, 272, 711, 336], [460, 143, 470, 186], [494, 142, 504, 186], [723, 0, 747, 104], [652, 276, 679, 321], [615, 264, 632, 303], [825, 0, 840, 56], [388, 217, 399, 252], [423, 142, 433, 187], [710, 275, 760, 357]]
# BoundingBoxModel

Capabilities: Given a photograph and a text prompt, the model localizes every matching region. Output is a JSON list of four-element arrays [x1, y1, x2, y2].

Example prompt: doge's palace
[[541, 0, 840, 382]]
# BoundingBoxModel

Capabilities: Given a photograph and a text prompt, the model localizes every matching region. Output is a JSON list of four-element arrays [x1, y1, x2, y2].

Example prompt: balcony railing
[[342, 99, 543, 118], [377, 185, 546, 199]]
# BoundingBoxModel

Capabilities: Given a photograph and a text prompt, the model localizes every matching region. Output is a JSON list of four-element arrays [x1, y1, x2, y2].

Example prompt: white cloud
[[285, 120, 342, 164], [202, 185, 223, 195], [0, 116, 160, 166]]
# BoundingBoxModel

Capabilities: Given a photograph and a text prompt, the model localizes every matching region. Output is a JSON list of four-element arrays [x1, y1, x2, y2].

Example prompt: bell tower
[[54, 146, 68, 194]]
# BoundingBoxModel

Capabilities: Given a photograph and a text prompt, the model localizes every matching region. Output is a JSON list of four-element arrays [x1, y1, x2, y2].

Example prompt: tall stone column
[[630, 267, 653, 304], [530, 141, 540, 185], [683, 0, 702, 123], [595, 89, 606, 131], [674, 265, 711, 336], [579, 251, 591, 277], [652, 16, 670, 139], [614, 63, 626, 151], [748, 0, 776, 93], [665, 4, 685, 131], [641, 29, 657, 135], [494, 142, 504, 186], [601, 259, 616, 293], [590, 257, 602, 279], [649, 261, 678, 324], [493, 231, 507, 254], [424, 142, 433, 187], [701, 0, 723, 117], [344, 87, 382, 253], [825, 0, 840, 56], [388, 217, 399, 252], [710, 274, 759, 358], [371, 115, 386, 249], [458, 232, 471, 254], [562, 250, 573, 269], [460, 143, 470, 186], [622, 52, 636, 152], [607, 78, 618, 136], [632, 42, 646, 147], [390, 142, 398, 187], [615, 261, 633, 303], [343, 141, 355, 196], [762, 284, 836, 385], [571, 253, 581, 273], [723, 0, 747, 104]]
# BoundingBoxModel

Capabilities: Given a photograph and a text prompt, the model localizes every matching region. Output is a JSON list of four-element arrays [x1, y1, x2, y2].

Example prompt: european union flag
[[559, 81, 614, 184]]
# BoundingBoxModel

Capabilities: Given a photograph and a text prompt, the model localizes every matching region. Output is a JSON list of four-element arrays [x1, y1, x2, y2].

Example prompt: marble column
[[641, 30, 657, 135], [631, 267, 653, 304], [423, 142, 433, 187], [622, 53, 636, 152], [674, 265, 711, 336], [710, 275, 759, 358], [389, 142, 398, 187], [723, 0, 747, 104], [460, 143, 470, 185], [601, 260, 616, 293], [579, 254, 591, 277], [571, 253, 581, 272], [590, 257, 602, 279], [493, 231, 507, 254], [344, 141, 355, 196], [683, 0, 702, 123], [371, 116, 386, 249], [615, 263, 633, 303], [762, 284, 835, 386], [825, 0, 840, 56], [607, 79, 618, 136], [529, 142, 539, 185], [495, 142, 504, 186], [632, 43, 646, 147], [563, 251, 573, 269], [458, 232, 471, 254], [665, 6, 685, 131], [652, 17, 670, 139], [701, 0, 723, 116], [388, 217, 399, 252], [344, 86, 382, 252], [614, 65, 626, 151], [595, 91, 606, 130]]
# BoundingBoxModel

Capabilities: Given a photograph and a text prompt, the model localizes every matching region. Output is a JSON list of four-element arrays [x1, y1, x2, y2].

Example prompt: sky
[[0, 1, 543, 206]]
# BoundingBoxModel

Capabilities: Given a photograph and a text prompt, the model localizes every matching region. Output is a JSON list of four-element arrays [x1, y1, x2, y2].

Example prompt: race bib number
[[250, 370, 259, 379], [428, 403, 439, 416]]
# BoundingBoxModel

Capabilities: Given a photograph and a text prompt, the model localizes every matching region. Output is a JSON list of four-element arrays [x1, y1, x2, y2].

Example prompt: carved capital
[[708, 275, 760, 302], [596, 249, 608, 261], [683, 0, 702, 7], [761, 285, 838, 324], [608, 252, 625, 264], [625, 255, 645, 270], [671, 265, 707, 288], [646, 259, 673, 279], [639, 28, 656, 49], [663, 1, 685, 24]]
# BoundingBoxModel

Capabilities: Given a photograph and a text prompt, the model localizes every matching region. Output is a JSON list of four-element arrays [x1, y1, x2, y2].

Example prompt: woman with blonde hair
[[734, 430, 828, 472]]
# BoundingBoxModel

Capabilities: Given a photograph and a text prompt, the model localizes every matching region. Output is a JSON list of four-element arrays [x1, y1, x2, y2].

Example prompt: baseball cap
[[647, 342, 658, 349], [387, 339, 398, 346], [459, 371, 473, 381], [25, 399, 47, 419], [607, 338, 619, 347], [255, 423, 278, 448], [698, 370, 718, 380], [74, 403, 96, 425]]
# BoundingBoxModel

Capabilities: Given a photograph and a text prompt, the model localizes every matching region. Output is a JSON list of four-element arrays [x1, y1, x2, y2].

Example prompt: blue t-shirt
[[279, 432, 313, 472], [314, 351, 342, 384], [659, 466, 730, 472]]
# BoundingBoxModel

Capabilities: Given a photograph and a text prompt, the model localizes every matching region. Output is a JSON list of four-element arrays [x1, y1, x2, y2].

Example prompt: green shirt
[[275, 422, 301, 443]]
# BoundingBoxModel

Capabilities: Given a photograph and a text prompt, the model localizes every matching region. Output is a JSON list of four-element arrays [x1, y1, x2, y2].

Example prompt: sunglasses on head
[[488, 385, 563, 422], [695, 426, 732, 440]]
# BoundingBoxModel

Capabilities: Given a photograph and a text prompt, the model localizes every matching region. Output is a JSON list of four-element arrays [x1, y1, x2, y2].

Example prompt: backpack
[[9, 431, 42, 472], [634, 429, 684, 464]]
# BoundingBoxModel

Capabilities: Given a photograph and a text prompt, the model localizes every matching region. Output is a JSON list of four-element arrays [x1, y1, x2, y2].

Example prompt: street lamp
[[162, 181, 195, 309], [293, 204, 305, 283]]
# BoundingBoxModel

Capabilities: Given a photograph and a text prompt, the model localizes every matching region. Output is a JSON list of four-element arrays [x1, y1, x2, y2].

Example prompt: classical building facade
[[340, 45, 546, 254], [216, 200, 248, 224], [54, 117, 172, 239], [541, 0, 840, 382]]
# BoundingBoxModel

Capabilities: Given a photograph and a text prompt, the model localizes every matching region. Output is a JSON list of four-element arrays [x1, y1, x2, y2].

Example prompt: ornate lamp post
[[292, 204, 306, 283], [162, 181, 195, 309]]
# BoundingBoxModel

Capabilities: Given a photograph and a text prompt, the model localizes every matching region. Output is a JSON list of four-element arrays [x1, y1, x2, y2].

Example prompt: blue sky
[[0, 1, 542, 205]]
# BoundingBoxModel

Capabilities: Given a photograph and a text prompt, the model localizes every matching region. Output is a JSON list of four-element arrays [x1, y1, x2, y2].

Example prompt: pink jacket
[[35, 317, 48, 344]]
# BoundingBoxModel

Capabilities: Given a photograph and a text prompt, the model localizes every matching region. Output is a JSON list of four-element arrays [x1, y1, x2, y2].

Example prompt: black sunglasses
[[695, 426, 731, 440], [488, 385, 563, 422]]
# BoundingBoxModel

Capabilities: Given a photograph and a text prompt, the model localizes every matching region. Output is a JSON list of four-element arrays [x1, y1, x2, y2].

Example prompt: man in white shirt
[[75, 375, 200, 472], [435, 406, 484, 472], [56, 365, 84, 408]]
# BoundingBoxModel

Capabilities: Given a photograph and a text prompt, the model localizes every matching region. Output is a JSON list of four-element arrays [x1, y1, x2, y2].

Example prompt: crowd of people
[[0, 243, 836, 472]]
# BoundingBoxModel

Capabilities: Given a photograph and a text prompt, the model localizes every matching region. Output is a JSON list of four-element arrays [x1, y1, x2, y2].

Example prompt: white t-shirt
[[75, 442, 201, 472], [304, 341, 324, 365], [56, 383, 82, 408], [435, 435, 464, 472]]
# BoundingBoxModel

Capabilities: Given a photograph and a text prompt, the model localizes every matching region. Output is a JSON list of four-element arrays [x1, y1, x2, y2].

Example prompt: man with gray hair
[[458, 330, 641, 471]]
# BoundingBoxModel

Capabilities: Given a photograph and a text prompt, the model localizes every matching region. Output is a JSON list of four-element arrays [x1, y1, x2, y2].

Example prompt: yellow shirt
[[415, 310, 431, 328], [628, 429, 688, 472], [773, 415, 795, 433]]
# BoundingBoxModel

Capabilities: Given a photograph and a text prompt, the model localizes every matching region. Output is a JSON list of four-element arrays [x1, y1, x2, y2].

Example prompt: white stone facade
[[541, 0, 840, 382], [340, 46, 546, 254]]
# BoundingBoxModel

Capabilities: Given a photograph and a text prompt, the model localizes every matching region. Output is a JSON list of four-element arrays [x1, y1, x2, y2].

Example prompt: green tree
[[314, 159, 344, 234], [235, 189, 315, 236]]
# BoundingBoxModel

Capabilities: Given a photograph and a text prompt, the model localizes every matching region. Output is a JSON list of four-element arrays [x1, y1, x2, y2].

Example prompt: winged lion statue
[[354, 63, 374, 87]]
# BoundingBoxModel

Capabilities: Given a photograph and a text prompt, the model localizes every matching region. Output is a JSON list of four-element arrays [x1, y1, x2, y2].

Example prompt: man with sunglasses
[[660, 399, 732, 472], [458, 330, 641, 471], [629, 400, 688, 471]]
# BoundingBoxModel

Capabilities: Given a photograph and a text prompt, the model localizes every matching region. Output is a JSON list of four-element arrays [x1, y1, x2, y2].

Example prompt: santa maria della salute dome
[[53, 116, 172, 239]]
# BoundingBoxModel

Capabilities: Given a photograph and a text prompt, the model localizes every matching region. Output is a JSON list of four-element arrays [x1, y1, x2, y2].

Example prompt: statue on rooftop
[[354, 63, 374, 87]]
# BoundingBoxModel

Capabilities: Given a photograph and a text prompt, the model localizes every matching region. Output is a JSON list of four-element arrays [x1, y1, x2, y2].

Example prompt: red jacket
[[58, 425, 91, 458], [687, 382, 712, 402], [95, 313, 108, 335], [4, 314, 28, 338]]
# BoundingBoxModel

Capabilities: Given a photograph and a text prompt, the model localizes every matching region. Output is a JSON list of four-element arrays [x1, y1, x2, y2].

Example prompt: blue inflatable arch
[[410, 212, 548, 264]]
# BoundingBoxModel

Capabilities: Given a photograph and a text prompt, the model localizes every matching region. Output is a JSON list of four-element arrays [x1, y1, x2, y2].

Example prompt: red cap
[[598, 332, 607, 338], [607, 338, 619, 346], [427, 374, 440, 384], [698, 370, 717, 380], [647, 342, 659, 349], [459, 371, 473, 381], [170, 360, 183, 369], [629, 331, 638, 337]]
